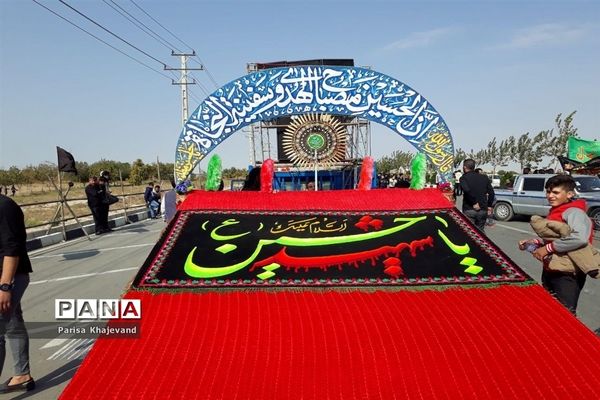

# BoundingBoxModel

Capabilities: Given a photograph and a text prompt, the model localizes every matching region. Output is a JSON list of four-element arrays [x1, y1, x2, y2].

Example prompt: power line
[[31, 0, 173, 80], [112, 1, 215, 93], [57, 0, 169, 68], [128, 0, 220, 89], [187, 89, 204, 106], [190, 58, 220, 89], [129, 0, 194, 53], [102, 0, 182, 53], [101, 0, 172, 51], [188, 72, 211, 97], [35, 0, 215, 108]]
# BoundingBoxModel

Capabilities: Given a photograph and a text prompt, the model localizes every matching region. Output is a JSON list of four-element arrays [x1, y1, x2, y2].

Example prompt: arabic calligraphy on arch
[[175, 65, 454, 182]]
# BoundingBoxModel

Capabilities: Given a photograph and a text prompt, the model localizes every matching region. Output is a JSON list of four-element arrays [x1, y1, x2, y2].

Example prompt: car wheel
[[493, 202, 514, 221], [589, 208, 600, 231]]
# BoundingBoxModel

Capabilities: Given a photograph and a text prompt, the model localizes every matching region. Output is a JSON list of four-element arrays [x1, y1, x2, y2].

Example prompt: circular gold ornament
[[282, 114, 347, 167]]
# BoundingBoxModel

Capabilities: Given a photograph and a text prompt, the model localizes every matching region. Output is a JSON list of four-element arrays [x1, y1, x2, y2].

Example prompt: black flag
[[57, 146, 78, 174]]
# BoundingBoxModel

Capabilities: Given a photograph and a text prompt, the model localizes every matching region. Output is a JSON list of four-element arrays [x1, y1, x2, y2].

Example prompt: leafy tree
[[0, 169, 10, 186], [33, 163, 58, 182], [453, 148, 468, 169], [89, 159, 122, 180], [460, 148, 486, 165], [115, 162, 132, 181], [512, 132, 540, 171], [143, 162, 177, 184], [473, 149, 487, 165], [545, 111, 578, 167], [497, 170, 517, 188], [157, 162, 175, 183], [5, 166, 22, 185], [74, 161, 90, 182], [484, 137, 513, 174], [145, 163, 158, 181], [375, 150, 414, 175], [502, 135, 516, 161], [222, 167, 247, 179], [19, 166, 36, 185], [531, 130, 552, 167], [129, 159, 148, 185]]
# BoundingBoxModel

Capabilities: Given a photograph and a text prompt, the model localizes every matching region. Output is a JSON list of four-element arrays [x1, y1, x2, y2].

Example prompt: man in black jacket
[[459, 159, 495, 231], [85, 176, 105, 235], [97, 177, 112, 232], [0, 194, 35, 393]]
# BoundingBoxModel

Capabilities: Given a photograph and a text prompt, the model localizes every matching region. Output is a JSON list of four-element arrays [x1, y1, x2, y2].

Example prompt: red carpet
[[60, 188, 600, 399], [60, 286, 600, 399]]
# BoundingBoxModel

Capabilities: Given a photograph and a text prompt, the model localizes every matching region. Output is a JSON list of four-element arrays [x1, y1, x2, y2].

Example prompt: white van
[[488, 174, 501, 188]]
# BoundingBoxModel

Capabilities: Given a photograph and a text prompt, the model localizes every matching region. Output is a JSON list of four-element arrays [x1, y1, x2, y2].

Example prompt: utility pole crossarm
[[165, 67, 204, 71], [171, 79, 197, 85]]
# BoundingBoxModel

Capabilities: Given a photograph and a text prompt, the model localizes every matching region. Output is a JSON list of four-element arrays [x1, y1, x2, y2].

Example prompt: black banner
[[57, 146, 77, 174]]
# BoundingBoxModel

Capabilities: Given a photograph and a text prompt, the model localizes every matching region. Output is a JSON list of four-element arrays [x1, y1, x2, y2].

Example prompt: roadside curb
[[26, 210, 151, 252]]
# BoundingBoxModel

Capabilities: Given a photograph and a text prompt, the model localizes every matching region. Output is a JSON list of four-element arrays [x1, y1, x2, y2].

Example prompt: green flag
[[567, 137, 600, 163]]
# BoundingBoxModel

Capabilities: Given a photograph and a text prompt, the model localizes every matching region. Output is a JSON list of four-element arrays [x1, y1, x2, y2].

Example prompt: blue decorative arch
[[175, 66, 454, 183]]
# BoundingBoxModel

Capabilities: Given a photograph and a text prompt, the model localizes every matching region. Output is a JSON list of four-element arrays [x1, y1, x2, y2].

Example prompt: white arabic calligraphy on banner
[[175, 66, 454, 183]]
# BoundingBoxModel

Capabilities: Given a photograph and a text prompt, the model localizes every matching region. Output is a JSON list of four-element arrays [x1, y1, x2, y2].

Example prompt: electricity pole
[[165, 51, 203, 126]]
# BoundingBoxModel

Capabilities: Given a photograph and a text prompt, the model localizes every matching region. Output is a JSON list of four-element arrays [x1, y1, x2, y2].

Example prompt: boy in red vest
[[519, 174, 595, 315]]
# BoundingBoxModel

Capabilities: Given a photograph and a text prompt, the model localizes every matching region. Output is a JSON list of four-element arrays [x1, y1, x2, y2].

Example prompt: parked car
[[488, 174, 501, 188], [493, 174, 600, 230]]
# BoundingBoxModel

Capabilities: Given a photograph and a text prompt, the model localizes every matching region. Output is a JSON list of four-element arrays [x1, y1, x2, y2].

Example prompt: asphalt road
[[4, 219, 165, 399], [3, 215, 599, 399]]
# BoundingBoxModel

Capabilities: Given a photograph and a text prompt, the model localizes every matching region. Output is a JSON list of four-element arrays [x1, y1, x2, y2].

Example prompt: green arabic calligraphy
[[436, 217, 483, 275], [184, 216, 427, 278], [209, 219, 251, 241], [437, 229, 470, 255]]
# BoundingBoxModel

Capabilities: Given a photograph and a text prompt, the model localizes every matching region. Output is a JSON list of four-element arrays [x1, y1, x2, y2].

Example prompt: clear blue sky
[[1, 0, 598, 172]]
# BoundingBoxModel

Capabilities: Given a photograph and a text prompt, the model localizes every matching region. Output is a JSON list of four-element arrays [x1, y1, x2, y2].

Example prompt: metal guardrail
[[20, 191, 148, 230]]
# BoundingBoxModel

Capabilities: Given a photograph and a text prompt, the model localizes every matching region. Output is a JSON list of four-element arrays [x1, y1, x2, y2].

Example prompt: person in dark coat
[[0, 194, 35, 393], [144, 182, 154, 217], [97, 177, 111, 232], [148, 185, 161, 219], [85, 177, 103, 234], [241, 167, 261, 191], [144, 182, 154, 205], [85, 176, 110, 234], [459, 159, 495, 232]]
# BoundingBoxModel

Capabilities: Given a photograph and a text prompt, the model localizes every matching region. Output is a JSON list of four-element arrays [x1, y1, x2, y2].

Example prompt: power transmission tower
[[165, 51, 203, 125]]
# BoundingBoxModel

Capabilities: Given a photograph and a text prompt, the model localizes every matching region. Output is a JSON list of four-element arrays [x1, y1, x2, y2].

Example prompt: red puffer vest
[[546, 199, 593, 244]]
